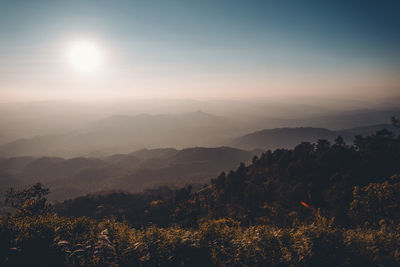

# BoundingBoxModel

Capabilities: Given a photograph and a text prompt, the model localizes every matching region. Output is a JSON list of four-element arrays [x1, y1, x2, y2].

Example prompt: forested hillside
[[207, 129, 400, 226], [56, 124, 400, 228], [230, 124, 400, 150], [0, 147, 253, 201], [1, 121, 400, 266]]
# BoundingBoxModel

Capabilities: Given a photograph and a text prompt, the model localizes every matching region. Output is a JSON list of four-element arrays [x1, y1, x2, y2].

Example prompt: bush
[[1, 214, 399, 266], [349, 174, 400, 226]]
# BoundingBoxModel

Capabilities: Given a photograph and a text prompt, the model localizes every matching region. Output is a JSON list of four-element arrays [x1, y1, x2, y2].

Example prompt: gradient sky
[[0, 0, 399, 101]]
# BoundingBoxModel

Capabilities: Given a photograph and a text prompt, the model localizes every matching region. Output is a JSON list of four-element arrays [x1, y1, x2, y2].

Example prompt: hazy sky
[[0, 0, 399, 102]]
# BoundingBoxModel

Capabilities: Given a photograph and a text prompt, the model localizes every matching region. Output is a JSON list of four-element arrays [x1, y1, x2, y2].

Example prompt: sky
[[0, 0, 399, 102]]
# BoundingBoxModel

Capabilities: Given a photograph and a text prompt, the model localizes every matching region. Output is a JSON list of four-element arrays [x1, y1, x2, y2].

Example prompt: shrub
[[1, 214, 399, 266]]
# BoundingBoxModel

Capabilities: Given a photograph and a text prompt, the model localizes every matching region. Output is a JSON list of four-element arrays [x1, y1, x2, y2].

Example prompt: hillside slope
[[0, 147, 253, 201], [230, 124, 400, 150]]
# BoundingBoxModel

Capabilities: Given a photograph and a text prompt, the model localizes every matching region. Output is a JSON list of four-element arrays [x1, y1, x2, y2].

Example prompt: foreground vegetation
[[2, 174, 400, 266], [1, 214, 399, 266]]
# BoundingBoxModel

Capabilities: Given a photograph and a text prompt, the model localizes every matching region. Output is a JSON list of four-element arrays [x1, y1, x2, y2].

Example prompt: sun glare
[[66, 40, 102, 74]]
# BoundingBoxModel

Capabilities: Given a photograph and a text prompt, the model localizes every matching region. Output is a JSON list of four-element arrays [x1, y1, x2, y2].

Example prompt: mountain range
[[0, 111, 236, 157], [0, 146, 253, 201], [2, 122, 399, 202], [1, 100, 399, 158], [229, 124, 400, 150]]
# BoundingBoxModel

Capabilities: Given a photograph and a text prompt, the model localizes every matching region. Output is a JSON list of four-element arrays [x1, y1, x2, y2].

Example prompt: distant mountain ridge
[[0, 146, 253, 201], [0, 111, 234, 157], [230, 124, 400, 150], [1, 106, 400, 157]]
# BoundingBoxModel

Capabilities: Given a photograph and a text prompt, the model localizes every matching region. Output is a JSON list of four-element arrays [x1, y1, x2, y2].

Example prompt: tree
[[391, 116, 400, 128], [348, 174, 400, 225], [334, 136, 345, 146], [5, 182, 52, 216]]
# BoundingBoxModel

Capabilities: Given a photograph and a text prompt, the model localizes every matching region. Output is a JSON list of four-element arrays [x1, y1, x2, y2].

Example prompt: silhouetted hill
[[2, 104, 399, 158], [299, 108, 400, 129], [0, 111, 233, 157], [230, 124, 400, 150], [102, 154, 140, 168], [20, 157, 65, 180], [340, 123, 400, 137], [129, 148, 178, 161], [231, 127, 336, 150], [169, 147, 249, 163], [0, 170, 20, 193], [0, 146, 253, 201], [0, 156, 35, 174], [20, 157, 107, 184]]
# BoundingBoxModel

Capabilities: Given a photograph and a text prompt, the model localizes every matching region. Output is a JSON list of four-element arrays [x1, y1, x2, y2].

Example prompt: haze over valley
[[1, 97, 399, 157], [1, 97, 399, 203]]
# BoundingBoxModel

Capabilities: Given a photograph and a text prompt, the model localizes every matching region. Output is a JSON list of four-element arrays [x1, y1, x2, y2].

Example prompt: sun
[[66, 40, 102, 74]]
